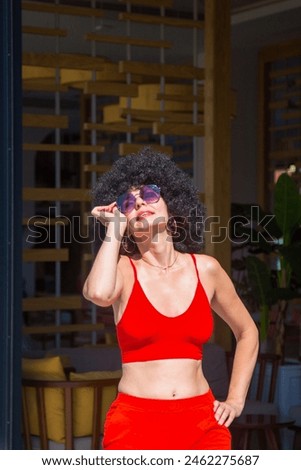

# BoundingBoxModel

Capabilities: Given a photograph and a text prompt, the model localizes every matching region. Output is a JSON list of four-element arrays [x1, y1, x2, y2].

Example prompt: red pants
[[103, 389, 231, 450]]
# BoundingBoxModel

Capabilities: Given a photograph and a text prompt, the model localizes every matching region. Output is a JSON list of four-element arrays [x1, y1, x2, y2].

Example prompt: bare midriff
[[118, 358, 210, 399]]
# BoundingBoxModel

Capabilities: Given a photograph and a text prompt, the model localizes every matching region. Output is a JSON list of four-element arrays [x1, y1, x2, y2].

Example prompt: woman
[[83, 147, 259, 450]]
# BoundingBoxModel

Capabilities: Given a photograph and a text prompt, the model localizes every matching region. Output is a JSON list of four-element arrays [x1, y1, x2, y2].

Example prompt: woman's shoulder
[[192, 253, 223, 275]]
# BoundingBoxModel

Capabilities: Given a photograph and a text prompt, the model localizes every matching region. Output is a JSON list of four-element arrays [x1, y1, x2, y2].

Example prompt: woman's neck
[[137, 232, 176, 267]]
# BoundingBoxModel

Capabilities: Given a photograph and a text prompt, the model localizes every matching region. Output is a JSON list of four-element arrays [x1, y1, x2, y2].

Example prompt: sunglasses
[[116, 184, 161, 215]]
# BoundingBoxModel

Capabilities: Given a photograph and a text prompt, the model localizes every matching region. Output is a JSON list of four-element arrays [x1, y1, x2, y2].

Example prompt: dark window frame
[[0, 0, 23, 450]]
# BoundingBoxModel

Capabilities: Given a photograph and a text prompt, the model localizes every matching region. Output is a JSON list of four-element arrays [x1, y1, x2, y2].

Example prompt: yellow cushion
[[22, 356, 66, 443], [70, 370, 121, 437], [45, 352, 73, 370]]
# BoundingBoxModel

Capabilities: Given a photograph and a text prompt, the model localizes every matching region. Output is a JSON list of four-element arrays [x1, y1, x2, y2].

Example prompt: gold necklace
[[141, 252, 179, 272]]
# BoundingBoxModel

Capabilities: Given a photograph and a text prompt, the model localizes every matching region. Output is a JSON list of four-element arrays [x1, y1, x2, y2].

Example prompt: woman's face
[[117, 185, 169, 234]]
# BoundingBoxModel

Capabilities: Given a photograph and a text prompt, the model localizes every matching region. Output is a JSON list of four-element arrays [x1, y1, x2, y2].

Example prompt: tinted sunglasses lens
[[117, 185, 160, 214], [142, 185, 161, 203], [117, 193, 135, 214]]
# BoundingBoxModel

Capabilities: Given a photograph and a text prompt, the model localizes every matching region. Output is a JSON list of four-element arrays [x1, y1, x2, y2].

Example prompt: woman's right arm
[[82, 203, 127, 307]]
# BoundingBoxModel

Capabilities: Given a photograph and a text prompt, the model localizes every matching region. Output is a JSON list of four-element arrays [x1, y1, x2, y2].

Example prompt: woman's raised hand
[[91, 203, 127, 234]]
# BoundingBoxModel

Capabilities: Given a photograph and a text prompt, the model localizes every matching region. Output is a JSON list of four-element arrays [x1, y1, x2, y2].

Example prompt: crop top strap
[[128, 257, 138, 280], [190, 253, 201, 282]]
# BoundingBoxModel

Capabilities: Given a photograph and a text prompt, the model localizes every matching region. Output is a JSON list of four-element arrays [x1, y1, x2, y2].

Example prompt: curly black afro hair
[[92, 146, 205, 254]]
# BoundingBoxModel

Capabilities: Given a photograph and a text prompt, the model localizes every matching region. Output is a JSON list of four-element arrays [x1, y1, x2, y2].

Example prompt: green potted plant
[[232, 173, 301, 355]]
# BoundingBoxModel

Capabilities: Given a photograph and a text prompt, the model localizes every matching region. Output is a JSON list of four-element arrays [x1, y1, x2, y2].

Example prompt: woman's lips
[[136, 211, 154, 220]]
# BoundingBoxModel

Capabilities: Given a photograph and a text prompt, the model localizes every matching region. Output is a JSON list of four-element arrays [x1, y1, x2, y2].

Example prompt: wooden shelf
[[23, 323, 104, 335], [118, 143, 172, 155], [120, 107, 203, 123], [23, 217, 70, 226], [259, 39, 301, 209], [153, 122, 204, 137], [83, 164, 113, 173], [22, 26, 68, 37], [22, 2, 105, 18], [22, 65, 55, 80], [23, 295, 83, 312], [118, 0, 173, 7], [22, 53, 109, 70], [157, 92, 203, 103], [84, 122, 147, 133], [23, 188, 91, 202], [61, 64, 143, 84], [83, 82, 138, 97], [119, 60, 204, 80], [22, 80, 69, 93], [23, 114, 69, 129], [119, 12, 204, 29], [85, 33, 172, 49], [23, 143, 105, 153], [23, 248, 69, 263]]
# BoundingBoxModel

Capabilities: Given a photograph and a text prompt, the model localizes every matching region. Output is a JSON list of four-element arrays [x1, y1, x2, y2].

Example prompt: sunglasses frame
[[116, 184, 161, 215]]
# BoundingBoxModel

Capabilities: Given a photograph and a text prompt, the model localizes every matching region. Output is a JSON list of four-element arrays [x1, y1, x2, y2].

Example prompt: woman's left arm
[[203, 256, 259, 427]]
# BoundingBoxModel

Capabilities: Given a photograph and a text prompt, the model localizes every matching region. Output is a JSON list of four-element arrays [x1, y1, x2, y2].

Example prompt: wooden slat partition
[[23, 143, 105, 153], [23, 114, 69, 129], [85, 33, 172, 49], [153, 122, 204, 136], [177, 161, 193, 170], [118, 143, 173, 155], [119, 12, 204, 29], [119, 60, 204, 80], [22, 2, 105, 18], [118, 0, 173, 7], [23, 324, 104, 336], [84, 122, 146, 133], [22, 65, 55, 79], [157, 93, 202, 103], [23, 248, 69, 262], [23, 295, 82, 311], [61, 65, 143, 84], [120, 108, 202, 123], [83, 82, 138, 97], [20, 0, 223, 348], [83, 164, 113, 173], [23, 188, 91, 202], [157, 89, 237, 118], [22, 26, 68, 37], [23, 217, 70, 226], [23, 53, 109, 70], [22, 80, 69, 92]]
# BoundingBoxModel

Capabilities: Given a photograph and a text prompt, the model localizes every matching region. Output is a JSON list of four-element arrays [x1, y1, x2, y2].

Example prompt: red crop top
[[116, 254, 213, 363]]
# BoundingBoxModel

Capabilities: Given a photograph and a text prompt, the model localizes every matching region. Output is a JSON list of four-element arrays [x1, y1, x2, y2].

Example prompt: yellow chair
[[22, 374, 120, 450]]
